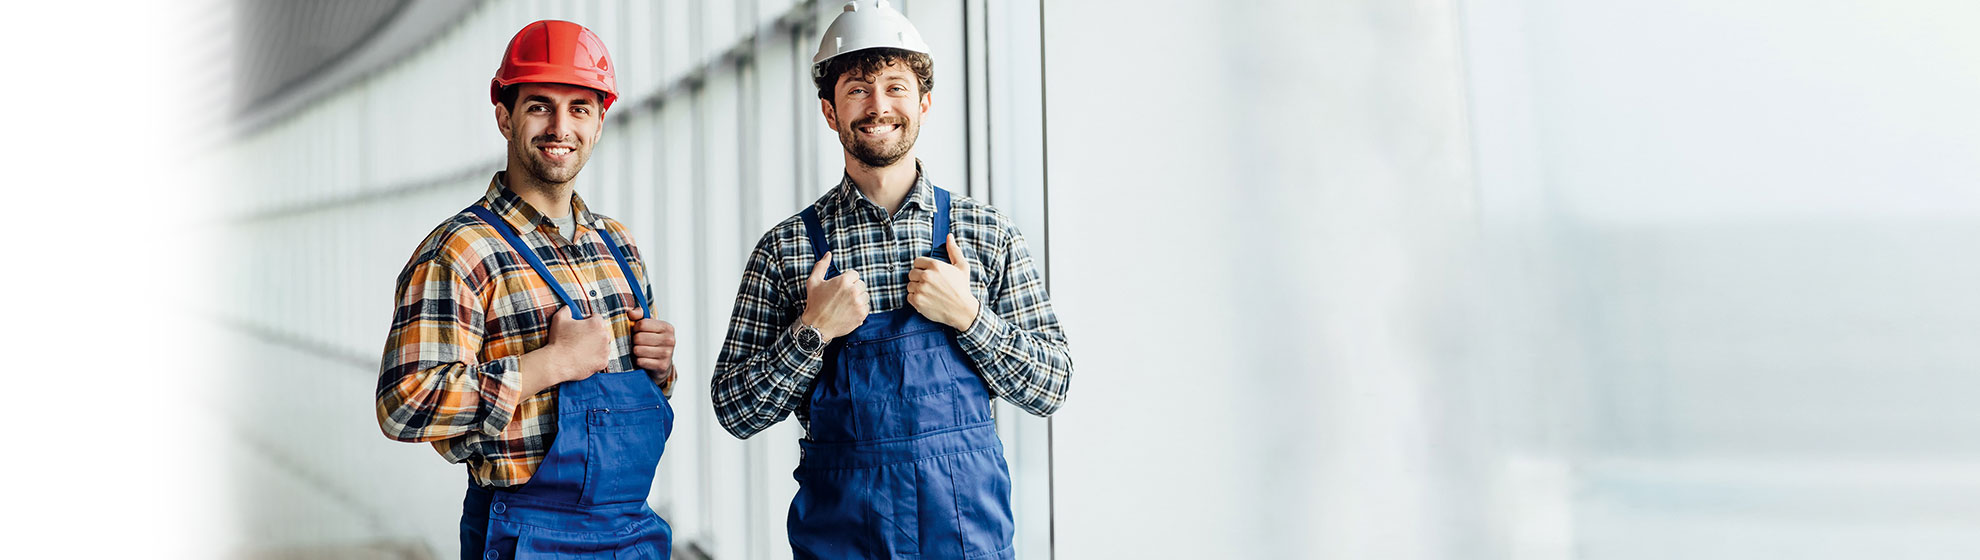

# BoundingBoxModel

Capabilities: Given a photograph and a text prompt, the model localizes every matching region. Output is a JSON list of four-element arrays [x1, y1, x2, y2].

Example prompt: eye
[[889, 85, 906, 93], [850, 87, 868, 95], [573, 106, 590, 115], [527, 104, 549, 113]]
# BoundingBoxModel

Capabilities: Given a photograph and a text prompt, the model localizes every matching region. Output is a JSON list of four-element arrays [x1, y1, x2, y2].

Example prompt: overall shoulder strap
[[465, 205, 585, 320], [799, 204, 839, 278], [929, 186, 952, 262], [592, 225, 652, 318]]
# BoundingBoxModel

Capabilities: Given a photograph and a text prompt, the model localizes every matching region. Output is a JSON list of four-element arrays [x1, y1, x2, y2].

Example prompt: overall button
[[589, 290, 598, 297], [491, 501, 507, 514], [484, 550, 499, 560]]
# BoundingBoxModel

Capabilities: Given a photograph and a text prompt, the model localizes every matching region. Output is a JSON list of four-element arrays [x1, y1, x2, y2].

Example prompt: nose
[[545, 109, 573, 140]]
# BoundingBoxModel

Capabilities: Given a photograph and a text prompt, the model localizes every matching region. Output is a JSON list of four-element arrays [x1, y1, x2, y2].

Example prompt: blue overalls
[[788, 187, 1016, 559], [460, 205, 675, 560]]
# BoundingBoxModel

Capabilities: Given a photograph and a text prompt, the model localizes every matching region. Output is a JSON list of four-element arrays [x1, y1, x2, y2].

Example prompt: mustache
[[851, 116, 906, 129]]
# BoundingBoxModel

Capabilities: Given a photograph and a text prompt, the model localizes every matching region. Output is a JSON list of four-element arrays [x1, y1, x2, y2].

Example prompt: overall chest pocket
[[835, 335, 970, 403], [580, 401, 674, 506]]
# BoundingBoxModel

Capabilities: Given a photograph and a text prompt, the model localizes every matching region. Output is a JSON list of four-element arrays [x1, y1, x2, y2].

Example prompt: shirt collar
[[484, 172, 603, 234], [822, 160, 935, 221]]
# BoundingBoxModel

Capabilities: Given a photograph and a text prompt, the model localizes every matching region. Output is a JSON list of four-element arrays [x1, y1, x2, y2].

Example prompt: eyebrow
[[844, 73, 911, 85], [523, 94, 593, 105]]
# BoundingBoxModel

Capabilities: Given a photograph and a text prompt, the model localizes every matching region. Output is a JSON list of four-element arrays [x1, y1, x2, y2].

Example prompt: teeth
[[544, 147, 572, 155]]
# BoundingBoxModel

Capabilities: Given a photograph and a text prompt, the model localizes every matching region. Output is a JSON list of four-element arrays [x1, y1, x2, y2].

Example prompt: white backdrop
[[1044, 0, 1980, 559]]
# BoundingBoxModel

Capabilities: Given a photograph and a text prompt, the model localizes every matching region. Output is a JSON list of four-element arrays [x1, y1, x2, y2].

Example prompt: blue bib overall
[[787, 187, 1016, 559], [460, 205, 675, 560]]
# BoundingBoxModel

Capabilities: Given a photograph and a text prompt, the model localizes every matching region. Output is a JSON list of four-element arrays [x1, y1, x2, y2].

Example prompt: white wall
[[1043, 0, 1980, 558], [1043, 0, 1479, 557], [1460, 1, 1980, 558]]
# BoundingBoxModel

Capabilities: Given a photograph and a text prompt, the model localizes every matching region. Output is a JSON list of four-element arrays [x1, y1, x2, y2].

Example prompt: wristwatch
[[792, 320, 826, 356]]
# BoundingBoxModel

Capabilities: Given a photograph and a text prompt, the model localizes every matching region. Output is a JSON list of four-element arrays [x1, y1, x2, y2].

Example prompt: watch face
[[797, 324, 821, 351]]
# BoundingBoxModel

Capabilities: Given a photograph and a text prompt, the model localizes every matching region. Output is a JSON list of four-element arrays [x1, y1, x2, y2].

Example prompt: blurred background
[[9, 0, 1980, 558]]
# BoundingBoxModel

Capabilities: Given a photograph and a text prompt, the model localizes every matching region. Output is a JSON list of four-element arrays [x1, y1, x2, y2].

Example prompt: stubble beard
[[511, 135, 588, 186], [841, 115, 918, 169]]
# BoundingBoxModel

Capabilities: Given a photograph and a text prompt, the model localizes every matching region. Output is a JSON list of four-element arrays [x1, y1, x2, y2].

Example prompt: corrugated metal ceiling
[[234, 0, 409, 112]]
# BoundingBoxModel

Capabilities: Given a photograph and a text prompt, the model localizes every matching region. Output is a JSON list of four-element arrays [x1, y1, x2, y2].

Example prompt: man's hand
[[800, 251, 871, 340], [519, 305, 612, 396], [628, 307, 676, 390], [907, 234, 980, 331]]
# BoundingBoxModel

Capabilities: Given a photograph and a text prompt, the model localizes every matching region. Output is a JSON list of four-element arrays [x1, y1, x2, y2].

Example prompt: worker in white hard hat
[[711, 1, 1074, 558]]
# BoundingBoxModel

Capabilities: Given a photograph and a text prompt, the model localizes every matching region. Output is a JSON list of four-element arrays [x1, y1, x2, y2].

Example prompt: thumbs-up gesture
[[800, 251, 871, 340], [907, 234, 980, 331]]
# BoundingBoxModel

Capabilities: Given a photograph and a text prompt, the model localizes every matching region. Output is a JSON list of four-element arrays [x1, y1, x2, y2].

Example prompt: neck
[[844, 154, 919, 216], [503, 169, 574, 218]]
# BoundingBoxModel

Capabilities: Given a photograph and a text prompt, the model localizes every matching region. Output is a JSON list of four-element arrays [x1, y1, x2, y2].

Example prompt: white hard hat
[[811, 0, 932, 78]]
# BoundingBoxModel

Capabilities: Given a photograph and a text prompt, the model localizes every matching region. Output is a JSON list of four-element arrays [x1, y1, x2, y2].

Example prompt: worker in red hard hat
[[376, 19, 681, 559]]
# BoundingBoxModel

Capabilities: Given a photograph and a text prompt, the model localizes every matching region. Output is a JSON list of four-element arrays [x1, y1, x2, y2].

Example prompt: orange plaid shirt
[[376, 174, 668, 487]]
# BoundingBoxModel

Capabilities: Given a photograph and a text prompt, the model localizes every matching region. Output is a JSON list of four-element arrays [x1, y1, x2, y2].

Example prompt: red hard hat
[[491, 20, 618, 111]]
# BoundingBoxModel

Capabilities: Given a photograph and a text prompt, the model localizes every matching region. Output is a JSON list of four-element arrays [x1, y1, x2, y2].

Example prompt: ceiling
[[235, 0, 409, 112], [231, 0, 482, 133]]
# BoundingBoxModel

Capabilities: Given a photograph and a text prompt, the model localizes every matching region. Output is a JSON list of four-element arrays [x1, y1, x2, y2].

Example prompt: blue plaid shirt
[[712, 167, 1073, 438]]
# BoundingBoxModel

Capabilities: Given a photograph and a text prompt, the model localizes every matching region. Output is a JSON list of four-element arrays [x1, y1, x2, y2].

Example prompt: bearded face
[[826, 61, 928, 170]]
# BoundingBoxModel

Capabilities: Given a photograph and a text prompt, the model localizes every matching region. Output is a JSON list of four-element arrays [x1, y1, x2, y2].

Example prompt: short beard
[[510, 135, 587, 186], [840, 115, 918, 169]]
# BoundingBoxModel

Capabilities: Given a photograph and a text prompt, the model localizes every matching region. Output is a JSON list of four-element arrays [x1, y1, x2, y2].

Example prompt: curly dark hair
[[813, 48, 934, 102]]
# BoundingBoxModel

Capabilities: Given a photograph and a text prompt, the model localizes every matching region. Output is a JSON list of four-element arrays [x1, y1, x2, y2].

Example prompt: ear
[[495, 103, 514, 141], [919, 91, 931, 116], [820, 98, 840, 131]]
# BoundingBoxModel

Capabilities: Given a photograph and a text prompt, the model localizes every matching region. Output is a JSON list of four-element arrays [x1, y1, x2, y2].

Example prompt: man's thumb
[[808, 251, 833, 284], [946, 234, 968, 272]]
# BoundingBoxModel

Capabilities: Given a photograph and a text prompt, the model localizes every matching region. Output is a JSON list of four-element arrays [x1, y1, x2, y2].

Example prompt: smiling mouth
[[538, 145, 575, 158], [857, 123, 899, 135]]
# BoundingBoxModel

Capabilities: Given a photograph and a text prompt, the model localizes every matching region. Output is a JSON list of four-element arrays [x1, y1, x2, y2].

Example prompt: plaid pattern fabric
[[376, 174, 664, 488], [712, 164, 1073, 438]]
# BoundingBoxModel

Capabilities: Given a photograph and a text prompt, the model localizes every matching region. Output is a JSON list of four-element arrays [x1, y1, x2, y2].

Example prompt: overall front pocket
[[581, 403, 673, 505]]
